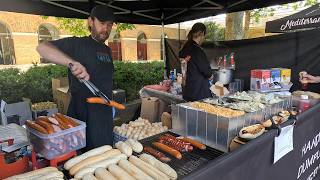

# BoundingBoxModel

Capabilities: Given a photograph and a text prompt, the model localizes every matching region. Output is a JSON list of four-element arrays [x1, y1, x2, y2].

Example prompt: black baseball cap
[[90, 5, 115, 22]]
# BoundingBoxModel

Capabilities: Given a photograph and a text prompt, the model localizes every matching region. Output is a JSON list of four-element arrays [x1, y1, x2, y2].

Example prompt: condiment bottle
[[230, 52, 235, 70], [223, 55, 227, 69]]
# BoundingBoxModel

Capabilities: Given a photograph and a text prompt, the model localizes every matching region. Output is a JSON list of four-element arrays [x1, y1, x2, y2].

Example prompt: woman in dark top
[[179, 23, 213, 101]]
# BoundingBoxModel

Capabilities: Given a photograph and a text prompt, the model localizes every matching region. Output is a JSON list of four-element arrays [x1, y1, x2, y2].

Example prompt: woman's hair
[[182, 22, 206, 49]]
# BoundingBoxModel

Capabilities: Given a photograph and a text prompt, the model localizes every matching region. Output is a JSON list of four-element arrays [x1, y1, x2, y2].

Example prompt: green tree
[[42, 16, 135, 36], [225, 0, 320, 40], [251, 0, 320, 23], [115, 23, 135, 33], [204, 21, 225, 41], [56, 17, 89, 36]]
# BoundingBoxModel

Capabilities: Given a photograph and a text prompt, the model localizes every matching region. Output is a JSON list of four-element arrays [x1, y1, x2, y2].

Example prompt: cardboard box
[[270, 69, 281, 83], [54, 87, 71, 115], [158, 99, 170, 120], [140, 97, 159, 123], [279, 68, 291, 84], [52, 77, 71, 114], [250, 69, 271, 91], [52, 77, 69, 91], [52, 77, 69, 100]]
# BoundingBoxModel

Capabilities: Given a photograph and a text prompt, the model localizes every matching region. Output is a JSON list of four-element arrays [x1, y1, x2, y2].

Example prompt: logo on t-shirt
[[97, 52, 112, 63]]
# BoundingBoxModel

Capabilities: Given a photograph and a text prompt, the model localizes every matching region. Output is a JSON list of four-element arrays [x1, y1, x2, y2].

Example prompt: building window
[[38, 24, 59, 63], [0, 22, 16, 65], [109, 33, 122, 61], [160, 34, 168, 60], [137, 32, 147, 61]]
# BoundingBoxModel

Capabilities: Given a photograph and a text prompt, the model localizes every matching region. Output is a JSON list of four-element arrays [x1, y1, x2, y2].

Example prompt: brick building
[[0, 11, 187, 65]]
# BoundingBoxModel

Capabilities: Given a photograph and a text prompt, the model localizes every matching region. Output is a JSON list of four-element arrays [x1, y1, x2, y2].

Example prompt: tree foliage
[[251, 0, 320, 23], [56, 17, 90, 36], [204, 21, 225, 41], [115, 23, 136, 33], [41, 16, 136, 36]]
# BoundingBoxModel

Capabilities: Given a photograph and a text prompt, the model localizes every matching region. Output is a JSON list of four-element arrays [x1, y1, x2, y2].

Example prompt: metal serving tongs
[[68, 63, 125, 110]]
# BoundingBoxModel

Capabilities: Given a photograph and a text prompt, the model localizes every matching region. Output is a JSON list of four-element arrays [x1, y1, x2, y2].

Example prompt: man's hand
[[69, 61, 90, 81]]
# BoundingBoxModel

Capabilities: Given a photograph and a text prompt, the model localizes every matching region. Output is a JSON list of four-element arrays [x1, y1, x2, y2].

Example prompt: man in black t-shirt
[[37, 5, 115, 150]]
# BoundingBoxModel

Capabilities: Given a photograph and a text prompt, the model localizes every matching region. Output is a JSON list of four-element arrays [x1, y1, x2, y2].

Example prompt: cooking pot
[[214, 68, 234, 85]]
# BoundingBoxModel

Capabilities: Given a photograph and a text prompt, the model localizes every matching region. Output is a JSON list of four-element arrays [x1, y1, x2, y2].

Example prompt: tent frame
[[38, 0, 253, 23]]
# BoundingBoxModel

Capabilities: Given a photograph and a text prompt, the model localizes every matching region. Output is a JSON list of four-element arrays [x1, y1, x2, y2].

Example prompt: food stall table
[[140, 87, 185, 105], [183, 103, 320, 180]]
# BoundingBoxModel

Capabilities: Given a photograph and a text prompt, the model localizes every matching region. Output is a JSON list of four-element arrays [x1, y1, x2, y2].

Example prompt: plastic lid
[[301, 94, 309, 100]]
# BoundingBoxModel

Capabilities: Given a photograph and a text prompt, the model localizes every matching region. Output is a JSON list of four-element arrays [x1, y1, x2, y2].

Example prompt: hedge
[[0, 68, 25, 103], [0, 61, 164, 103], [113, 61, 164, 101]]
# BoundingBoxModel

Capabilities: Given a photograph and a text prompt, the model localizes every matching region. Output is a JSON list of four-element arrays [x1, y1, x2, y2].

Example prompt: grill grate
[[64, 131, 225, 179], [139, 131, 225, 179]]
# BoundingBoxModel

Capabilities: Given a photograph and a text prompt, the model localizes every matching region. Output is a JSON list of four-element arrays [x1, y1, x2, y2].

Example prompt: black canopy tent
[[265, 3, 320, 33], [0, 0, 301, 25], [2, 2, 320, 180], [0, 0, 302, 78]]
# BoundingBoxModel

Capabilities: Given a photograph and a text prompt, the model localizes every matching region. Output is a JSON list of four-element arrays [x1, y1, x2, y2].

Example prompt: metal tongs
[[68, 63, 110, 104], [82, 79, 111, 104]]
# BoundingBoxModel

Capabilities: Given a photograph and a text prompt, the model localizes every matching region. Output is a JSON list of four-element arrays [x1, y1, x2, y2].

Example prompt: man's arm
[[304, 74, 320, 84], [37, 41, 73, 66], [36, 41, 90, 80]]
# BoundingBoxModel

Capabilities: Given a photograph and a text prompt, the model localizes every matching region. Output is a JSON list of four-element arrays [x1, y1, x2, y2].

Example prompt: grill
[[139, 131, 225, 179], [64, 131, 225, 179]]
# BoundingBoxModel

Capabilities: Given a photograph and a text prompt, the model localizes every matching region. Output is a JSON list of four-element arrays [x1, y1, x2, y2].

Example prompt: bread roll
[[94, 167, 117, 180], [64, 145, 112, 170], [74, 154, 126, 179], [125, 139, 143, 153], [70, 149, 121, 175], [140, 153, 177, 179], [129, 155, 169, 180], [115, 141, 132, 156], [82, 173, 98, 180], [118, 159, 153, 180], [108, 164, 136, 180]]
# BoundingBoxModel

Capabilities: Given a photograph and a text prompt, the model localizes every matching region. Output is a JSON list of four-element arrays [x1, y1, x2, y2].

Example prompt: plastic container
[[27, 118, 86, 160], [32, 108, 58, 120], [292, 94, 319, 108], [298, 95, 310, 113]]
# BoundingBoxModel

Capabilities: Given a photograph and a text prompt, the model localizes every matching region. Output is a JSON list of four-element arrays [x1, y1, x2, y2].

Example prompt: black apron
[[67, 91, 113, 151], [52, 36, 114, 151]]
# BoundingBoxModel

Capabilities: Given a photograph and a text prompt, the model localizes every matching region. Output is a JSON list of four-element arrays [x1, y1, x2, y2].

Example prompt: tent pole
[[162, 13, 168, 79], [178, 22, 181, 48]]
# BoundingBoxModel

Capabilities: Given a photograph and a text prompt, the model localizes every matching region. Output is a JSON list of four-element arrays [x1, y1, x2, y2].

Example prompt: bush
[[114, 61, 164, 101], [0, 61, 164, 103], [22, 65, 68, 103], [0, 68, 25, 103]]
